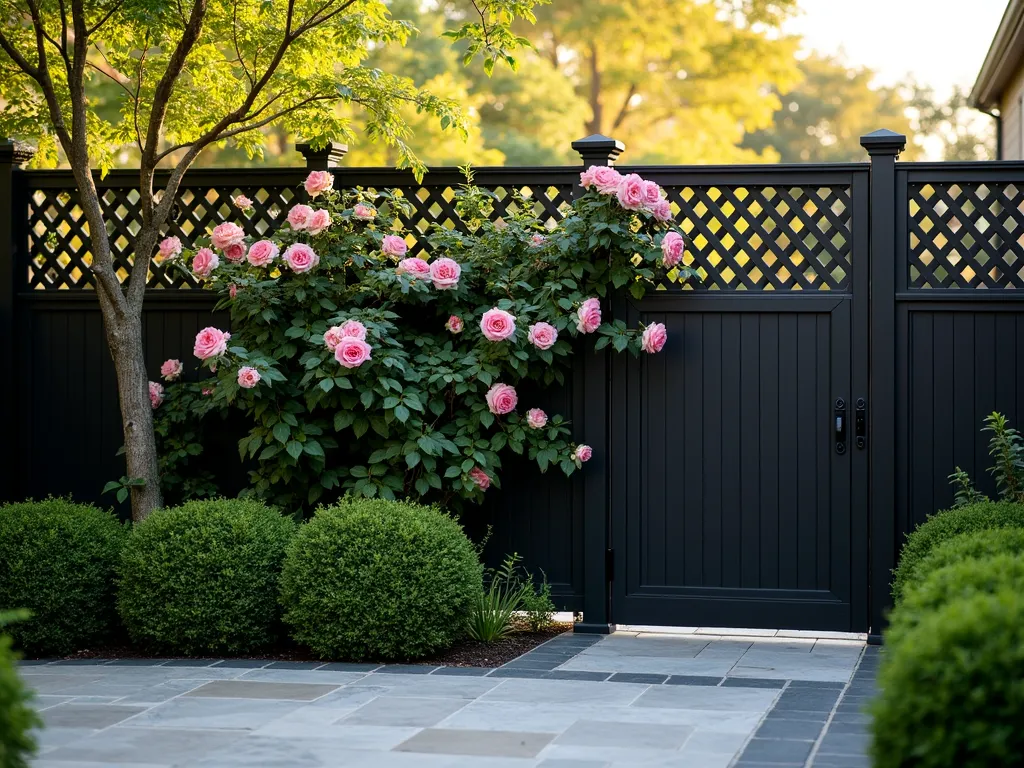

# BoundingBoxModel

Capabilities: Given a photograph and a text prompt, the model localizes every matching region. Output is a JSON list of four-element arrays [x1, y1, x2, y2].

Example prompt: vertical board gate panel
[[609, 167, 871, 632]]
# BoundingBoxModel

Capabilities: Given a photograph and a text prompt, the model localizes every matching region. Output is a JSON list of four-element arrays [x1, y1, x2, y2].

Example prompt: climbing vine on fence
[[153, 166, 695, 511]]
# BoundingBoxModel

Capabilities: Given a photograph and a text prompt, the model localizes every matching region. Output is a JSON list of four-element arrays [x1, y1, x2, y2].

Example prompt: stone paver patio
[[21, 631, 878, 767]]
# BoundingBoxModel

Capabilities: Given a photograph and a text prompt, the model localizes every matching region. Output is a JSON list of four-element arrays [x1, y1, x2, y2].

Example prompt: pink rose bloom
[[304, 170, 334, 198], [382, 234, 408, 257], [530, 233, 547, 247], [527, 322, 558, 350], [160, 359, 183, 381], [526, 408, 547, 429], [481, 308, 516, 341], [353, 203, 376, 220], [616, 173, 647, 211], [642, 179, 663, 205], [247, 239, 279, 267], [485, 382, 518, 415], [323, 326, 346, 351], [589, 166, 622, 194], [283, 242, 319, 273], [335, 337, 373, 369], [286, 204, 314, 230], [579, 166, 597, 189], [661, 231, 685, 268], [651, 198, 673, 223], [201, 387, 214, 396], [149, 381, 164, 409], [446, 315, 464, 334], [468, 467, 491, 491], [306, 208, 332, 236], [338, 319, 367, 340], [397, 258, 431, 279], [237, 366, 261, 389], [193, 327, 231, 360], [641, 322, 668, 354], [211, 222, 245, 250], [429, 258, 461, 290], [192, 247, 219, 278], [158, 236, 182, 260], [223, 242, 246, 262], [233, 194, 253, 210], [576, 298, 602, 334], [574, 444, 593, 463], [229, 284, 238, 299]]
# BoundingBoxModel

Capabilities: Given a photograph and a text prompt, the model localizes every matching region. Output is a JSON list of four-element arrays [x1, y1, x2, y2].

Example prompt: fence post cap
[[571, 134, 625, 165], [0, 139, 37, 167], [860, 129, 906, 156], [295, 140, 348, 169]]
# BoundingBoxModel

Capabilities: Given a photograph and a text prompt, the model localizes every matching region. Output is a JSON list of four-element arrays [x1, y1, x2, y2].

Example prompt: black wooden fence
[[2, 130, 1023, 639]]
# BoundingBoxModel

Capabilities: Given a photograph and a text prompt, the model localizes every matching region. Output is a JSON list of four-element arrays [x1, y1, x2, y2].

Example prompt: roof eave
[[971, 0, 1024, 111]]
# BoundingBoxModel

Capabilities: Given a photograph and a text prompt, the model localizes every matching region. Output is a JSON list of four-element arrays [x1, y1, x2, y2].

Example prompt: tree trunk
[[585, 44, 603, 136]]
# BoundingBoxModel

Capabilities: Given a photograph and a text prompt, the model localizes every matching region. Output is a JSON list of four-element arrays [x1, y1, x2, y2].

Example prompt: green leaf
[[303, 440, 324, 457], [273, 423, 290, 444], [286, 441, 303, 460], [319, 378, 335, 393], [394, 404, 410, 423], [406, 451, 421, 468]]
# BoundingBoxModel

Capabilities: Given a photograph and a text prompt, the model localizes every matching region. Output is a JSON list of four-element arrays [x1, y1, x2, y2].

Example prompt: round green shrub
[[117, 499, 296, 655], [0, 613, 40, 768], [871, 590, 1024, 768], [0, 499, 127, 656], [910, 528, 1024, 590], [280, 498, 483, 660], [891, 501, 1024, 603], [887, 554, 1024, 647]]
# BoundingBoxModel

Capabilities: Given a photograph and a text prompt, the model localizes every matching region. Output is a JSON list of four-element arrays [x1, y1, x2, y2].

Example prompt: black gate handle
[[835, 398, 847, 454]]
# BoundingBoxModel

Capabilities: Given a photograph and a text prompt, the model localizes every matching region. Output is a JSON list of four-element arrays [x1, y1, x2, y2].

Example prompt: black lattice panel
[[908, 182, 1024, 289], [658, 184, 852, 291]]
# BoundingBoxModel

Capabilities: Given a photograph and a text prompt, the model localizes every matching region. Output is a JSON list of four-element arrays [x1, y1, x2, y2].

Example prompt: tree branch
[[610, 83, 637, 132], [85, 0, 124, 36]]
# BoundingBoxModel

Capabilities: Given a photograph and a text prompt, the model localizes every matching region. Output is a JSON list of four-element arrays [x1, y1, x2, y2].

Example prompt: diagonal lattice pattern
[[25, 174, 851, 291], [908, 181, 1024, 289]]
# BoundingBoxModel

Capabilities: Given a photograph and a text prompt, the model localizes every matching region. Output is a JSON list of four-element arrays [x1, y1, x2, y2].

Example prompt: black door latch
[[835, 398, 847, 454], [855, 398, 867, 449]]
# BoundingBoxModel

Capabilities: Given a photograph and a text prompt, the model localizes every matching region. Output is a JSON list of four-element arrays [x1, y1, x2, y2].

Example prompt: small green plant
[[101, 476, 146, 504], [947, 412, 1024, 506], [467, 553, 556, 641], [0, 610, 40, 768], [520, 571, 556, 632]]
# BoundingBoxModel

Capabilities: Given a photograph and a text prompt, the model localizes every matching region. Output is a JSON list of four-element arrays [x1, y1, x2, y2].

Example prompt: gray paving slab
[[396, 727, 556, 758], [184, 679, 339, 700], [42, 726, 246, 764], [127, 696, 304, 730], [480, 678, 649, 705], [41, 703, 146, 728], [632, 685, 779, 712], [339, 695, 469, 726], [555, 719, 692, 750]]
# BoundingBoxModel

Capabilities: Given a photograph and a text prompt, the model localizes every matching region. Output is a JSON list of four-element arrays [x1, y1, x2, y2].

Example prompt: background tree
[[0, 0, 542, 520], [910, 85, 996, 161]]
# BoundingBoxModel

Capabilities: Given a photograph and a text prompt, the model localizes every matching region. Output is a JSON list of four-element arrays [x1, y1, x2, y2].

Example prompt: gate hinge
[[605, 548, 614, 582]]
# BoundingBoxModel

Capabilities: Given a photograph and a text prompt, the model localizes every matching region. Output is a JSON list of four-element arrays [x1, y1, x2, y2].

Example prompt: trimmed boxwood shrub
[[891, 501, 1024, 603], [117, 499, 296, 655], [0, 499, 127, 655], [871, 590, 1024, 768], [886, 554, 1024, 647], [910, 528, 1024, 590], [0, 613, 40, 768], [280, 498, 482, 660]]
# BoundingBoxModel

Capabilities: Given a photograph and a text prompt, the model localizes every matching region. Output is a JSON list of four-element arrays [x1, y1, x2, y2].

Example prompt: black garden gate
[[3, 130, 1024, 639]]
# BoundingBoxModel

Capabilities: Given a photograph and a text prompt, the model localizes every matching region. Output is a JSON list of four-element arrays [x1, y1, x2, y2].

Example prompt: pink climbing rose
[[246, 240, 279, 267], [574, 444, 593, 463], [158, 236, 182, 260], [382, 234, 408, 257], [397, 258, 431, 279], [282, 243, 319, 273], [237, 366, 261, 389], [148, 381, 164, 409], [304, 170, 334, 197], [229, 284, 238, 299], [286, 204, 314, 230], [661, 231, 685, 268], [353, 203, 376, 220], [576, 298, 602, 334], [485, 382, 518, 415], [480, 308, 516, 341], [323, 326, 346, 351], [338, 319, 367, 340], [192, 248, 219, 278], [233, 194, 253, 210], [446, 315, 464, 334], [223, 242, 246, 262], [160, 358, 183, 381], [306, 208, 332, 236], [527, 322, 558, 350], [582, 165, 622, 195], [210, 222, 245, 250], [641, 322, 668, 354], [530, 233, 547, 247], [616, 173, 647, 211], [429, 258, 461, 290], [201, 387, 214, 396], [335, 337, 373, 369], [651, 199, 673, 223], [642, 179, 663, 205], [193, 327, 231, 360], [526, 408, 548, 429], [468, 467, 491, 491]]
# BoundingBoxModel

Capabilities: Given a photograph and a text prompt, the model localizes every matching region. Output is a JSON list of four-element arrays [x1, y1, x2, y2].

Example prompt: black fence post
[[860, 128, 906, 644], [570, 134, 624, 634], [295, 141, 348, 170], [0, 140, 36, 502]]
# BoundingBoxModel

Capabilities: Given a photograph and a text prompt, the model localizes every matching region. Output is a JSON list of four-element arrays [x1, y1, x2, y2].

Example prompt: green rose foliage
[[156, 170, 697, 511]]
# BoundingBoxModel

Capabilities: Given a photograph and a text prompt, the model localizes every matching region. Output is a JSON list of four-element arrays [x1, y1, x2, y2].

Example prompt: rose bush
[[157, 167, 696, 511]]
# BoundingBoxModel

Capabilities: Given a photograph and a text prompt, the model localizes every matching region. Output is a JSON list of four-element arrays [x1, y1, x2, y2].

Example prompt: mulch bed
[[43, 622, 574, 668]]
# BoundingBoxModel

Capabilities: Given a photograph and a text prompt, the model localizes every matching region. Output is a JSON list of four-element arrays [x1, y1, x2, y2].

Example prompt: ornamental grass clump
[[279, 498, 482, 660], [154, 167, 697, 512]]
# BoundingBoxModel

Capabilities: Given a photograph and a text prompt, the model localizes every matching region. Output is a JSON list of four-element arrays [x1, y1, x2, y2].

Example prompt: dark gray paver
[[43, 703, 146, 728], [755, 718, 824, 740], [607, 672, 668, 685], [105, 658, 169, 666], [488, 668, 549, 679], [665, 675, 722, 686], [543, 670, 611, 682], [396, 727, 555, 757], [264, 661, 325, 670], [722, 677, 787, 689], [210, 659, 270, 669], [431, 666, 495, 676], [317, 662, 382, 672], [741, 737, 814, 764], [377, 665, 439, 675], [162, 658, 219, 667]]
